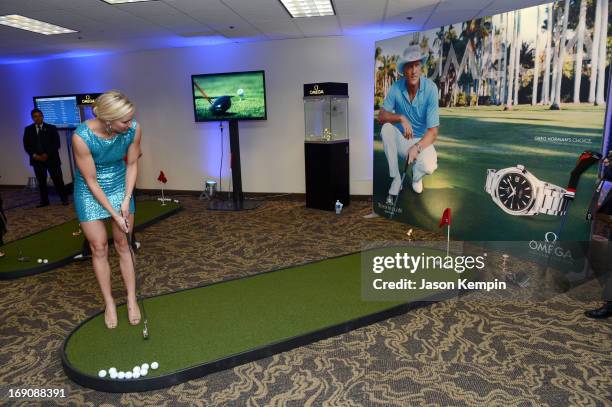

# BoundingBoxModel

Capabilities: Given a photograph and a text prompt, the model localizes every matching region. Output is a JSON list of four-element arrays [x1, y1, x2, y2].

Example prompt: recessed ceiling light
[[0, 15, 77, 35], [279, 0, 336, 18], [101, 0, 158, 4]]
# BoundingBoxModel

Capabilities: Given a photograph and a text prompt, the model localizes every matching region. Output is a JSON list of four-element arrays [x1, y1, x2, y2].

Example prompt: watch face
[[497, 172, 534, 212]]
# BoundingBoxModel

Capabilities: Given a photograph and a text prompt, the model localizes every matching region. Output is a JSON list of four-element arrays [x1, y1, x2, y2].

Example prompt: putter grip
[[567, 151, 602, 192]]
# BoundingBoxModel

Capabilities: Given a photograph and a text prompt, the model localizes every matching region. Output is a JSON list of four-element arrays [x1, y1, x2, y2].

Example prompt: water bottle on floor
[[335, 200, 343, 215]]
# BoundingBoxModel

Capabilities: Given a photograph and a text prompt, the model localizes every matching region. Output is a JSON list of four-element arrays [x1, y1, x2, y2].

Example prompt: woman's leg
[[80, 220, 116, 328], [111, 213, 140, 325]]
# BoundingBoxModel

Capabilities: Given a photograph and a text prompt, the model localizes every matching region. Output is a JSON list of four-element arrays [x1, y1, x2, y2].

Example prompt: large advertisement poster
[[373, 1, 611, 250]]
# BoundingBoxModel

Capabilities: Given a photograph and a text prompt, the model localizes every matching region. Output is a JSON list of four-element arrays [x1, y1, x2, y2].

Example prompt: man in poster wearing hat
[[379, 44, 439, 204]]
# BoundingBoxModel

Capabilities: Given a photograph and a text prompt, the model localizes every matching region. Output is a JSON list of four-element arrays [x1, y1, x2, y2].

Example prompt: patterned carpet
[[0, 190, 610, 406]]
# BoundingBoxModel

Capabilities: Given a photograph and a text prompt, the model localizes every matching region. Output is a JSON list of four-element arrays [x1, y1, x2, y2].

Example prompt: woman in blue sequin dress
[[72, 91, 142, 329]]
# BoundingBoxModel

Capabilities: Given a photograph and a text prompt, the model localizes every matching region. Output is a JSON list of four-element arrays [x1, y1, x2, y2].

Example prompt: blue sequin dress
[[73, 120, 137, 222]]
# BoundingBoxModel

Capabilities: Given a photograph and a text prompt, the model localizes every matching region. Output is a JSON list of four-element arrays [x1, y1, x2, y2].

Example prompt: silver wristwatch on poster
[[485, 165, 568, 216]]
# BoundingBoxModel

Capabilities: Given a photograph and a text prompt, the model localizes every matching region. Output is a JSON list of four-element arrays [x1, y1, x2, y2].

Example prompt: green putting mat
[[0, 201, 181, 279], [62, 247, 473, 392]]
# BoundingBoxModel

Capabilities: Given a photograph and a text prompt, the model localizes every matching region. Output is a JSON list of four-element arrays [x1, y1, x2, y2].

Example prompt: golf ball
[[140, 369, 148, 377], [43, 259, 48, 264], [141, 363, 149, 370], [125, 371, 133, 379], [133, 366, 140, 374], [237, 88, 244, 96], [133, 371, 140, 379], [151, 362, 159, 370], [37, 258, 42, 264], [118, 371, 125, 379], [109, 371, 118, 379], [109, 367, 117, 374], [98, 370, 107, 378]]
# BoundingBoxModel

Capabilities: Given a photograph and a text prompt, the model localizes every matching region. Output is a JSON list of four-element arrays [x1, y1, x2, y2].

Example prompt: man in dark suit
[[23, 108, 69, 207]]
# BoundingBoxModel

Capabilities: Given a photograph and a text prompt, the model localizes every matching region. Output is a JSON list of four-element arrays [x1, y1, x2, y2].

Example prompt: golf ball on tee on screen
[[151, 362, 159, 370], [98, 370, 107, 378]]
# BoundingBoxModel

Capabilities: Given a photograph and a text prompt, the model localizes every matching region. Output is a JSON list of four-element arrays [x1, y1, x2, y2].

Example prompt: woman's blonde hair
[[93, 90, 134, 121]]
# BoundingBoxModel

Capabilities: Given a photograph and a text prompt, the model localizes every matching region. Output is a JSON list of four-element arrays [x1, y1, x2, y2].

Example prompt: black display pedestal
[[305, 140, 349, 211], [209, 120, 261, 211]]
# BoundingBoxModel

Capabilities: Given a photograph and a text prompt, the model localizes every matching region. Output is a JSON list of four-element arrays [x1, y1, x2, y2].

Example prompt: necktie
[[35, 125, 43, 152]]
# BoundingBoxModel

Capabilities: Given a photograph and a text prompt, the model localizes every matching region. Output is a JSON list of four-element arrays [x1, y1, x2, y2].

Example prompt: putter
[[124, 218, 149, 340], [390, 157, 412, 219]]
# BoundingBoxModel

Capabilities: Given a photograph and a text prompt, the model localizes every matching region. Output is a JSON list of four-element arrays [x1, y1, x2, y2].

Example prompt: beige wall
[[0, 35, 379, 194]]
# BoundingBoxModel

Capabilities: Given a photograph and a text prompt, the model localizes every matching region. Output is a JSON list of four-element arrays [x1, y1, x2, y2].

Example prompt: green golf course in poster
[[373, 1, 610, 249]]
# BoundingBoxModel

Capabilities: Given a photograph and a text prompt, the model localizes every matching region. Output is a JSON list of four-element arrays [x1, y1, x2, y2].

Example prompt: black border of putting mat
[[0, 204, 182, 280], [60, 250, 457, 393]]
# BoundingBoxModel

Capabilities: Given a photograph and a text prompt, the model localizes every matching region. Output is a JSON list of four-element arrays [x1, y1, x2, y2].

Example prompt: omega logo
[[309, 84, 324, 95]]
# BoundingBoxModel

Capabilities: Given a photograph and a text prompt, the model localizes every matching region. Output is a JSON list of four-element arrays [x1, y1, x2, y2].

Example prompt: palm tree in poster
[[513, 10, 522, 106], [595, 0, 608, 105], [573, 0, 587, 103], [378, 55, 395, 97], [551, 0, 570, 110], [500, 12, 508, 105], [550, 3, 561, 106], [505, 10, 517, 110], [380, 54, 399, 97], [436, 26, 444, 80], [533, 5, 542, 105], [589, 0, 602, 103], [542, 3, 554, 104], [374, 47, 382, 98]]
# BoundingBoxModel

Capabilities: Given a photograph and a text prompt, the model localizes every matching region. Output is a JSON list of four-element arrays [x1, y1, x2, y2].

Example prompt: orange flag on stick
[[157, 171, 168, 184], [439, 208, 451, 228]]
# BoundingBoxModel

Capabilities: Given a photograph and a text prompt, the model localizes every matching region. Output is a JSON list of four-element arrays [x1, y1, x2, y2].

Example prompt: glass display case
[[303, 83, 350, 210], [303, 83, 348, 142], [304, 96, 348, 142]]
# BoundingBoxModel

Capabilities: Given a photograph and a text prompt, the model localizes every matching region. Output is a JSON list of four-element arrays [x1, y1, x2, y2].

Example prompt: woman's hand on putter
[[120, 198, 131, 220], [113, 212, 129, 233]]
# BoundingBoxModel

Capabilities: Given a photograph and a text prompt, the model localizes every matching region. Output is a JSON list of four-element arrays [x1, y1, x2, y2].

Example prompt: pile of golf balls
[[37, 258, 49, 264], [99, 361, 159, 380]]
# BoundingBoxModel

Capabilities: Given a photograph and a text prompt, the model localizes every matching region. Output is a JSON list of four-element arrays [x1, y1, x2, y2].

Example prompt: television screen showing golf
[[191, 70, 267, 122]]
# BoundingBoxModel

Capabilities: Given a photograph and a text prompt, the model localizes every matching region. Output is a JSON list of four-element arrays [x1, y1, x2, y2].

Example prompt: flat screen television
[[33, 95, 81, 128], [191, 70, 267, 122]]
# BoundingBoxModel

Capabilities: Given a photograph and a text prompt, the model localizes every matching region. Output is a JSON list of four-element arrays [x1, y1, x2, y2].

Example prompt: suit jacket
[[23, 122, 62, 167]]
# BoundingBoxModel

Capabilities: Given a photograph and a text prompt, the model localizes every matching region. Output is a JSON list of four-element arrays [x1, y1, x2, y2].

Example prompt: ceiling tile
[[293, 15, 341, 37], [334, 0, 387, 15]]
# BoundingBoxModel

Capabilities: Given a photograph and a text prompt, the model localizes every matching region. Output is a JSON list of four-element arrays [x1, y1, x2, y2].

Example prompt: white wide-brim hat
[[396, 45, 428, 74]]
